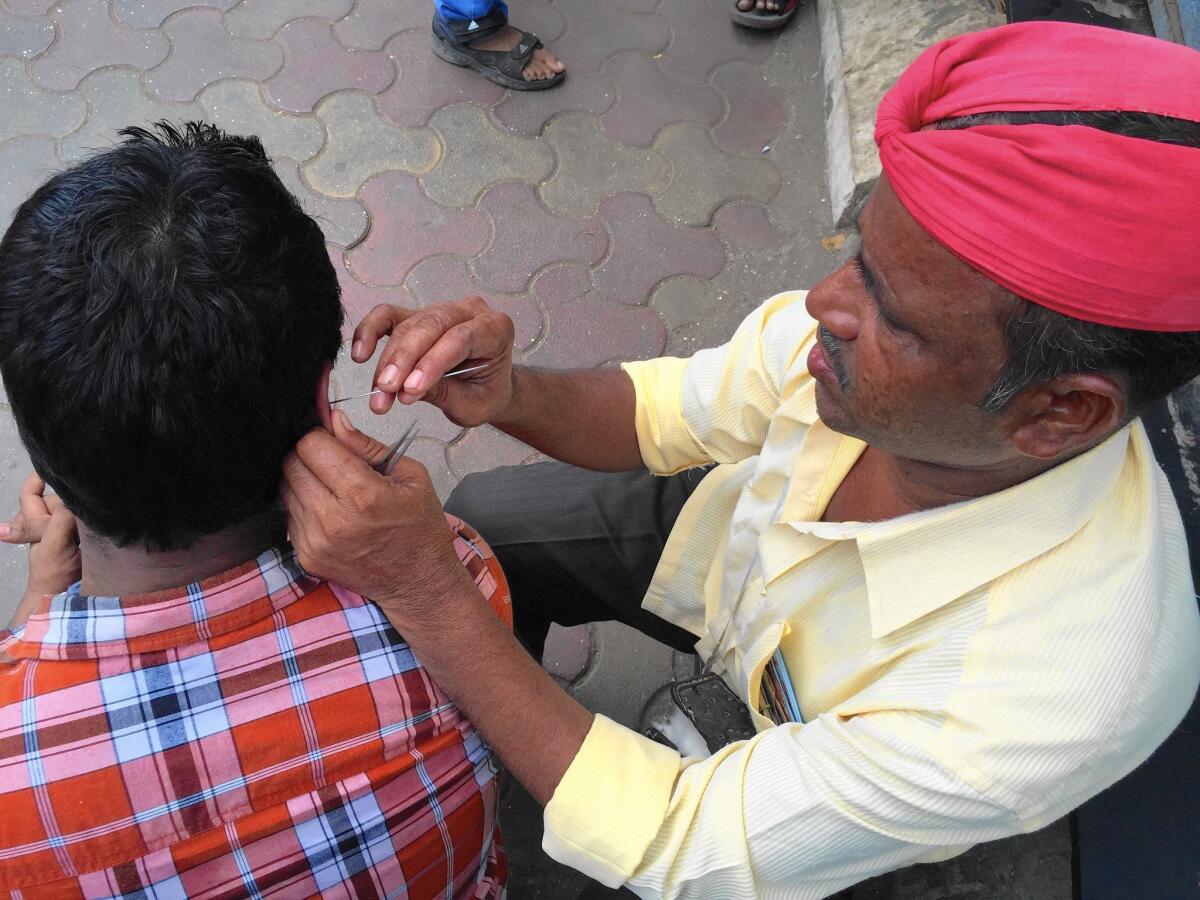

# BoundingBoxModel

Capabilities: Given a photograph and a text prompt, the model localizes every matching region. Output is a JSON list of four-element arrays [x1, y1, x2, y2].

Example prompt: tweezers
[[330, 363, 489, 406], [375, 422, 421, 475]]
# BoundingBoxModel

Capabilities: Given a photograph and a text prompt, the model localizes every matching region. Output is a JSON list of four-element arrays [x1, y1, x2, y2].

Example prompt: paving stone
[[407, 437, 459, 502], [421, 103, 552, 208], [489, 68, 615, 137], [0, 57, 86, 143], [223, 0, 353, 40], [711, 60, 787, 156], [328, 244, 418, 339], [649, 274, 724, 336], [508, 0, 567, 42], [30, 0, 169, 91], [403, 254, 544, 352], [712, 200, 786, 249], [547, 0, 670, 72], [264, 17, 394, 114], [540, 113, 670, 219], [348, 171, 489, 286], [653, 122, 781, 226], [594, 192, 724, 307], [473, 181, 607, 294], [0, 136, 61, 234], [447, 425, 538, 479], [600, 51, 722, 147], [655, 0, 774, 84], [524, 262, 666, 368], [113, 0, 235, 28], [610, 0, 660, 11], [0, 7, 54, 58], [4, 0, 55, 14], [61, 67, 202, 163], [332, 0, 427, 50], [197, 78, 325, 161], [275, 158, 369, 248], [144, 7, 282, 101], [305, 91, 440, 196], [377, 29, 503, 129], [542, 624, 593, 681]]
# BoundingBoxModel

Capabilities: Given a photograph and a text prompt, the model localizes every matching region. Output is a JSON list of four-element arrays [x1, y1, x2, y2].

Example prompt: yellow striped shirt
[[542, 291, 1200, 899]]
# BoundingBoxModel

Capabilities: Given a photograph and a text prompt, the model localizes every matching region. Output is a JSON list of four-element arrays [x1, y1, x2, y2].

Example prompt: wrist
[[491, 366, 530, 431]]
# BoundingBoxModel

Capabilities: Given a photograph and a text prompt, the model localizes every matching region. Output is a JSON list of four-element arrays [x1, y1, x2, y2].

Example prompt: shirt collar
[[3, 545, 320, 660]]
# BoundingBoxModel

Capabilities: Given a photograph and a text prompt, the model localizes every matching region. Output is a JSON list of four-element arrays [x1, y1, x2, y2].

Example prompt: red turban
[[875, 22, 1200, 331]]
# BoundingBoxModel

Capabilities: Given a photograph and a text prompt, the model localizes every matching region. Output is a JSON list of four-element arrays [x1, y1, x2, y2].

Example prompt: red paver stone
[[600, 50, 722, 147], [113, 0, 236, 28], [29, 0, 169, 91], [525, 262, 667, 368], [144, 7, 282, 101], [473, 181, 607, 294], [712, 201, 785, 249], [264, 17, 394, 114], [541, 624, 593, 680], [489, 68, 615, 137], [548, 0, 669, 72], [404, 255, 544, 352], [595, 192, 725, 306], [348, 172, 490, 287], [447, 426, 538, 479], [655, 0, 774, 84], [376, 29, 503, 128], [333, 0, 428, 50], [329, 245, 418, 339], [712, 60, 787, 156]]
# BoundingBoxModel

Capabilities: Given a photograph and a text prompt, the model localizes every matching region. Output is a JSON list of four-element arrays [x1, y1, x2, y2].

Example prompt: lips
[[807, 341, 834, 381]]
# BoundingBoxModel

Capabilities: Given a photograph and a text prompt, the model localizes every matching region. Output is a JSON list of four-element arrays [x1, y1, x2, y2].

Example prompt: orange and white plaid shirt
[[0, 515, 510, 899]]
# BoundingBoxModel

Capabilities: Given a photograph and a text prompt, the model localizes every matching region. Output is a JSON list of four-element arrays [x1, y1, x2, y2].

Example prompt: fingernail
[[334, 410, 354, 431], [404, 369, 423, 392], [352, 340, 363, 360], [381, 364, 399, 387], [0, 524, 8, 537]]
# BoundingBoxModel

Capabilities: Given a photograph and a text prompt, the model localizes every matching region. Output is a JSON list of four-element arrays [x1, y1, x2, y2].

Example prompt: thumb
[[331, 410, 392, 468], [0, 514, 49, 545]]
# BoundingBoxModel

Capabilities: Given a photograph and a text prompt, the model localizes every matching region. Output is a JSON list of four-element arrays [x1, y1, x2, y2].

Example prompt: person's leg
[[445, 461, 708, 661], [431, 0, 565, 87]]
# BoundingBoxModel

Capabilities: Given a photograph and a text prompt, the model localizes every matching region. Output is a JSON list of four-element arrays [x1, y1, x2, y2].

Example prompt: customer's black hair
[[932, 110, 1200, 418], [0, 121, 343, 551]]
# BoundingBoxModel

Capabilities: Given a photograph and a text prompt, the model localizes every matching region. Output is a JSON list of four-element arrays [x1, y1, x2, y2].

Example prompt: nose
[[804, 262, 861, 342]]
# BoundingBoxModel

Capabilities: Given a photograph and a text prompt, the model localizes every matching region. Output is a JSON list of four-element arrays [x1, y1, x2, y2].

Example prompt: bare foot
[[468, 24, 566, 82], [736, 0, 781, 10]]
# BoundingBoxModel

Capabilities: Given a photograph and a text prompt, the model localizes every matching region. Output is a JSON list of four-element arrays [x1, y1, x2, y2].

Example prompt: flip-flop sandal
[[731, 0, 801, 30], [431, 24, 565, 91]]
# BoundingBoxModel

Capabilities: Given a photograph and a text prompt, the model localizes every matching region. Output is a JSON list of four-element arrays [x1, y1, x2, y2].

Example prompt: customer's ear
[[315, 362, 334, 432]]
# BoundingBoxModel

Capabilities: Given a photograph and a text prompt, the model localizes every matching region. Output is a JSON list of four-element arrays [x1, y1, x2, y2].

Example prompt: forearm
[[492, 366, 643, 472], [398, 578, 595, 806]]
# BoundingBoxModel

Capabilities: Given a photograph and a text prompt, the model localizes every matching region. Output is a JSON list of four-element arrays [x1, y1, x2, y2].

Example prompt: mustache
[[817, 325, 851, 392]]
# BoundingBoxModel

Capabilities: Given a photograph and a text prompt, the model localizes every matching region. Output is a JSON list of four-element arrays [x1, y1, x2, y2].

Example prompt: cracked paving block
[[30, 0, 169, 91], [540, 113, 670, 219], [144, 7, 282, 101], [113, 0, 236, 28], [547, 0, 669, 72], [305, 91, 440, 197], [329, 245, 418, 337], [0, 136, 61, 234], [0, 58, 86, 143], [0, 8, 54, 58], [595, 192, 724, 307], [198, 79, 325, 161], [600, 50, 722, 147], [421, 103, 552, 208], [404, 255, 543, 352], [223, 0, 353, 39], [653, 122, 781, 226], [275, 158, 368, 248], [490, 68, 614, 137], [711, 60, 786, 156], [348, 171, 488, 286], [656, 0, 774, 84], [264, 17, 394, 114], [61, 67, 202, 162], [333, 0, 428, 50], [473, 181, 607, 294], [447, 426, 537, 479], [712, 200, 785, 249], [377, 29, 503, 129]]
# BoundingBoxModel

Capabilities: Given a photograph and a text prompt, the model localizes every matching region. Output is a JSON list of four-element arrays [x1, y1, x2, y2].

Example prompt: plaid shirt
[[0, 515, 510, 899]]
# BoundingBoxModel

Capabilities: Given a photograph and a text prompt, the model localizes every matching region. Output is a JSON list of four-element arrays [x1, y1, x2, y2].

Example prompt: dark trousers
[[445, 460, 707, 662]]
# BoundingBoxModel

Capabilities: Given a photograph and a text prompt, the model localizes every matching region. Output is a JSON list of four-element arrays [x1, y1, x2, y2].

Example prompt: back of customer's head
[[0, 121, 343, 551]]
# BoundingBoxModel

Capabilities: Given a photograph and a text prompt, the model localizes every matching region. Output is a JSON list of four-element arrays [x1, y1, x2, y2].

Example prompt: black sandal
[[431, 10, 565, 92], [730, 0, 800, 30]]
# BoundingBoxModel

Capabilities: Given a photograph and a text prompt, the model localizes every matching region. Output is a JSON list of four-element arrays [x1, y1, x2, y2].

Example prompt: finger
[[352, 305, 416, 364], [400, 322, 486, 399], [40, 508, 78, 556], [44, 494, 65, 514], [331, 410, 392, 468], [18, 472, 49, 521], [372, 302, 480, 396], [0, 514, 50, 544], [282, 443, 334, 507], [292, 429, 379, 500]]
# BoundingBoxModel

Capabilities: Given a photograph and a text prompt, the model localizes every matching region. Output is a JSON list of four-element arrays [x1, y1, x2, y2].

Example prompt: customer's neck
[[78, 507, 288, 596]]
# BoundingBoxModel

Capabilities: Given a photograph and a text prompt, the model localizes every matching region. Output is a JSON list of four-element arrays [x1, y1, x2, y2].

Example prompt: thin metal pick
[[374, 421, 421, 475], [330, 362, 490, 405]]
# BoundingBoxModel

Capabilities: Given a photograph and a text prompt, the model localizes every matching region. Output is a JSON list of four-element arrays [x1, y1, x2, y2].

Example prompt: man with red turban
[[278, 22, 1200, 898]]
